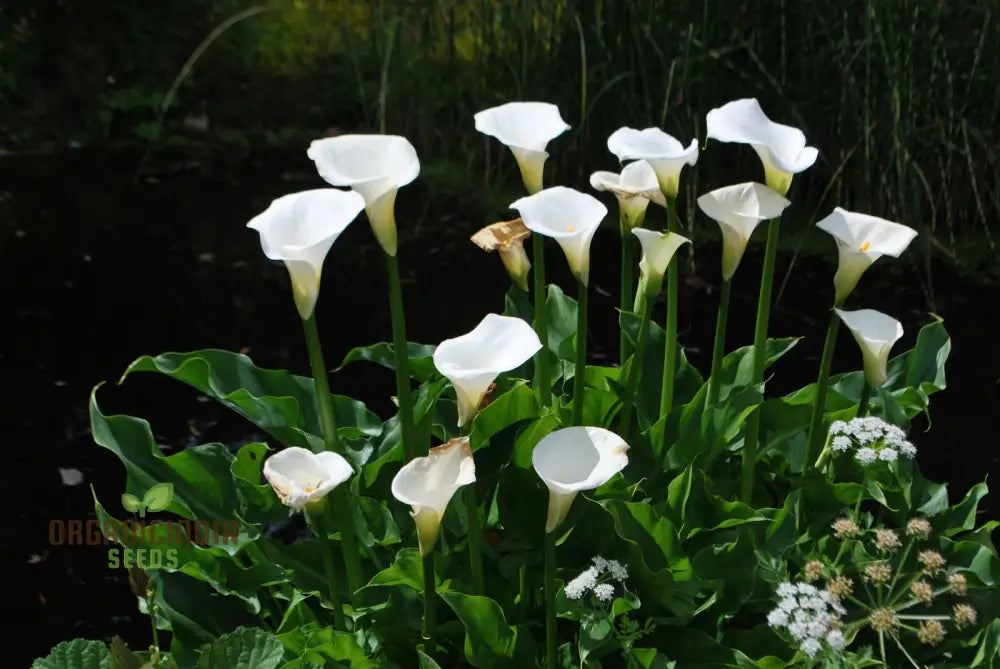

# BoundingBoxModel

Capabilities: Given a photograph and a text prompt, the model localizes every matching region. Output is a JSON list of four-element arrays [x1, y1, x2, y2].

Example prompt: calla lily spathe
[[607, 127, 698, 199], [835, 308, 904, 388], [470, 218, 532, 291], [307, 134, 420, 256], [247, 189, 366, 319], [263, 447, 354, 511], [391, 437, 476, 556], [474, 102, 570, 195], [816, 208, 918, 305], [696, 182, 791, 281], [433, 313, 542, 427], [589, 160, 666, 229], [705, 98, 818, 196], [631, 228, 691, 297], [509, 186, 608, 285], [532, 427, 629, 533]]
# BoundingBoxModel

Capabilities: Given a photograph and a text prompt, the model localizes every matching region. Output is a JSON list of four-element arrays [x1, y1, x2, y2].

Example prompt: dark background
[[3, 1, 998, 665]]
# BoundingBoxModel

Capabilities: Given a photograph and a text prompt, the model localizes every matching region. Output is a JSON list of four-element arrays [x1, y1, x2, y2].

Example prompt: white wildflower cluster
[[828, 417, 915, 466], [565, 556, 629, 602], [768, 582, 847, 658]]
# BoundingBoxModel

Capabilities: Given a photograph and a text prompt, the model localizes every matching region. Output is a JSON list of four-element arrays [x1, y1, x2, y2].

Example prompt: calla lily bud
[[589, 160, 666, 230], [391, 436, 476, 556], [509, 186, 608, 285], [263, 447, 354, 512], [474, 102, 570, 194], [696, 182, 791, 281], [631, 228, 691, 297], [531, 427, 629, 534], [835, 308, 904, 387], [816, 208, 918, 305], [247, 189, 366, 319], [606, 127, 699, 199], [706, 98, 818, 196], [433, 313, 542, 427], [307, 134, 420, 256], [470, 218, 533, 291]]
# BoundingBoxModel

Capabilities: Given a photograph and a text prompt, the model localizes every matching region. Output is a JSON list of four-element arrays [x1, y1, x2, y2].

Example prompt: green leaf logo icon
[[121, 493, 142, 514], [143, 483, 174, 513]]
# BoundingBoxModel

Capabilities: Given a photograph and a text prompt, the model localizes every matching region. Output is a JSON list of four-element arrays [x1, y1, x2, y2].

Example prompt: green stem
[[707, 279, 732, 406], [805, 309, 841, 468], [619, 295, 652, 442], [740, 219, 781, 503], [619, 216, 635, 364], [422, 552, 436, 652], [858, 383, 873, 417], [544, 531, 557, 669], [301, 315, 364, 600], [466, 485, 486, 595], [517, 564, 528, 621], [146, 582, 162, 665], [305, 506, 346, 629], [532, 234, 551, 407], [386, 253, 419, 462], [659, 198, 680, 417], [572, 277, 589, 425]]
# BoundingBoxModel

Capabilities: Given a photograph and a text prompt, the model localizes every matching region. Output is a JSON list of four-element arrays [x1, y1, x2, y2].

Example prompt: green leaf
[[546, 284, 578, 361], [440, 591, 536, 668], [364, 548, 426, 593], [416, 648, 443, 668], [143, 482, 174, 512], [31, 639, 110, 669], [120, 493, 142, 514], [196, 626, 286, 669], [108, 638, 142, 669], [339, 341, 438, 381], [470, 382, 539, 452]]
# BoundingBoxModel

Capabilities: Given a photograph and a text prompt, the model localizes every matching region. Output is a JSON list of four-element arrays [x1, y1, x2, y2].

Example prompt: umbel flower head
[[606, 127, 698, 198], [247, 189, 366, 319], [510, 186, 608, 285], [829, 416, 916, 465], [589, 160, 666, 230], [263, 447, 354, 512], [391, 437, 476, 556], [433, 314, 542, 427], [470, 218, 532, 291], [474, 101, 570, 194], [631, 229, 691, 297], [532, 427, 629, 533], [706, 98, 818, 195], [696, 182, 790, 281], [816, 208, 918, 305], [834, 308, 904, 388], [307, 134, 420, 256], [768, 582, 847, 658]]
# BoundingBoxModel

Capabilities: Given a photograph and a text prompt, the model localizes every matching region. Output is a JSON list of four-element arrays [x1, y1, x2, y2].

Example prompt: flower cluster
[[565, 556, 629, 602], [828, 417, 916, 466], [767, 582, 847, 657]]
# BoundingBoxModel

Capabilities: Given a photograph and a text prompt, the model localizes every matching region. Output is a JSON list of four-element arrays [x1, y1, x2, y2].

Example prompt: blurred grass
[[2, 0, 998, 289]]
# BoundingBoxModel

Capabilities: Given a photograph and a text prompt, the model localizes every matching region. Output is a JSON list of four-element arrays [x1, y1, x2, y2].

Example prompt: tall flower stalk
[[308, 134, 423, 463], [805, 209, 917, 465], [706, 98, 818, 501]]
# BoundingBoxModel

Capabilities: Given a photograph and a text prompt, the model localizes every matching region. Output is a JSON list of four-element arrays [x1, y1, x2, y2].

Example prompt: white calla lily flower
[[307, 134, 420, 256], [531, 427, 629, 533], [474, 102, 570, 194], [263, 446, 354, 512], [391, 436, 476, 556], [433, 313, 542, 427], [470, 218, 533, 291], [705, 98, 818, 195], [247, 189, 366, 319], [606, 127, 699, 198], [816, 208, 918, 305], [631, 229, 691, 296], [834, 308, 904, 387], [696, 182, 791, 281], [590, 160, 666, 230], [509, 186, 608, 285]]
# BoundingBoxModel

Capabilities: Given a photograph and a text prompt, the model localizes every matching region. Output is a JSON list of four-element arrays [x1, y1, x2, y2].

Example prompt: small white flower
[[829, 420, 848, 435], [777, 582, 797, 598], [592, 556, 609, 572], [607, 560, 629, 581], [768, 609, 790, 627], [565, 566, 599, 599], [879, 448, 899, 462], [900, 442, 917, 458], [593, 583, 615, 602], [801, 638, 822, 657], [797, 583, 818, 595], [826, 629, 846, 650], [832, 436, 852, 452], [855, 447, 878, 465]]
